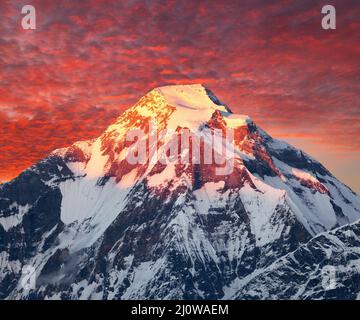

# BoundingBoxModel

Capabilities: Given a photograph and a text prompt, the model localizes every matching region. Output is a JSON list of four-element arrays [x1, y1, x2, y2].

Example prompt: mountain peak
[[2, 83, 360, 300], [154, 83, 229, 112], [104, 84, 249, 139], [130, 83, 245, 131]]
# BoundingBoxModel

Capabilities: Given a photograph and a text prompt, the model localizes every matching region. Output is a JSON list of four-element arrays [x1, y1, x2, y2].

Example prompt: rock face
[[0, 84, 359, 299], [231, 220, 360, 300]]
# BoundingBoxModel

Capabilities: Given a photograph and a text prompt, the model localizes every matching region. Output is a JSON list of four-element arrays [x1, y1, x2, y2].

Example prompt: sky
[[0, 0, 359, 193]]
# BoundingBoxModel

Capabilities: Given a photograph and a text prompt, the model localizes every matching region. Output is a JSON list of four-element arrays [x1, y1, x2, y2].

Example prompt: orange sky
[[0, 0, 359, 193]]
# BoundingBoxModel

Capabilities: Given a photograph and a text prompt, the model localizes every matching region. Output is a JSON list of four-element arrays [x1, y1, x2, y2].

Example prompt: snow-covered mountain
[[1, 84, 359, 299]]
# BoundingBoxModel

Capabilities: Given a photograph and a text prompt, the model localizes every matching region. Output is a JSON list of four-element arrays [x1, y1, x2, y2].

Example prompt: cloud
[[0, 0, 359, 192]]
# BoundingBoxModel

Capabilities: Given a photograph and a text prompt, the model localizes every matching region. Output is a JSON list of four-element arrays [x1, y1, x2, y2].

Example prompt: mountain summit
[[1, 84, 360, 299]]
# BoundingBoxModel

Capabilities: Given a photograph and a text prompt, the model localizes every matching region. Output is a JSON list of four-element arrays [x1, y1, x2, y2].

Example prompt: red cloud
[[0, 0, 359, 192]]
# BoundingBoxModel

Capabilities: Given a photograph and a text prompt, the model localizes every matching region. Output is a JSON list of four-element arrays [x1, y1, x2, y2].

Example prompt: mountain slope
[[0, 84, 359, 299], [230, 219, 360, 300]]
